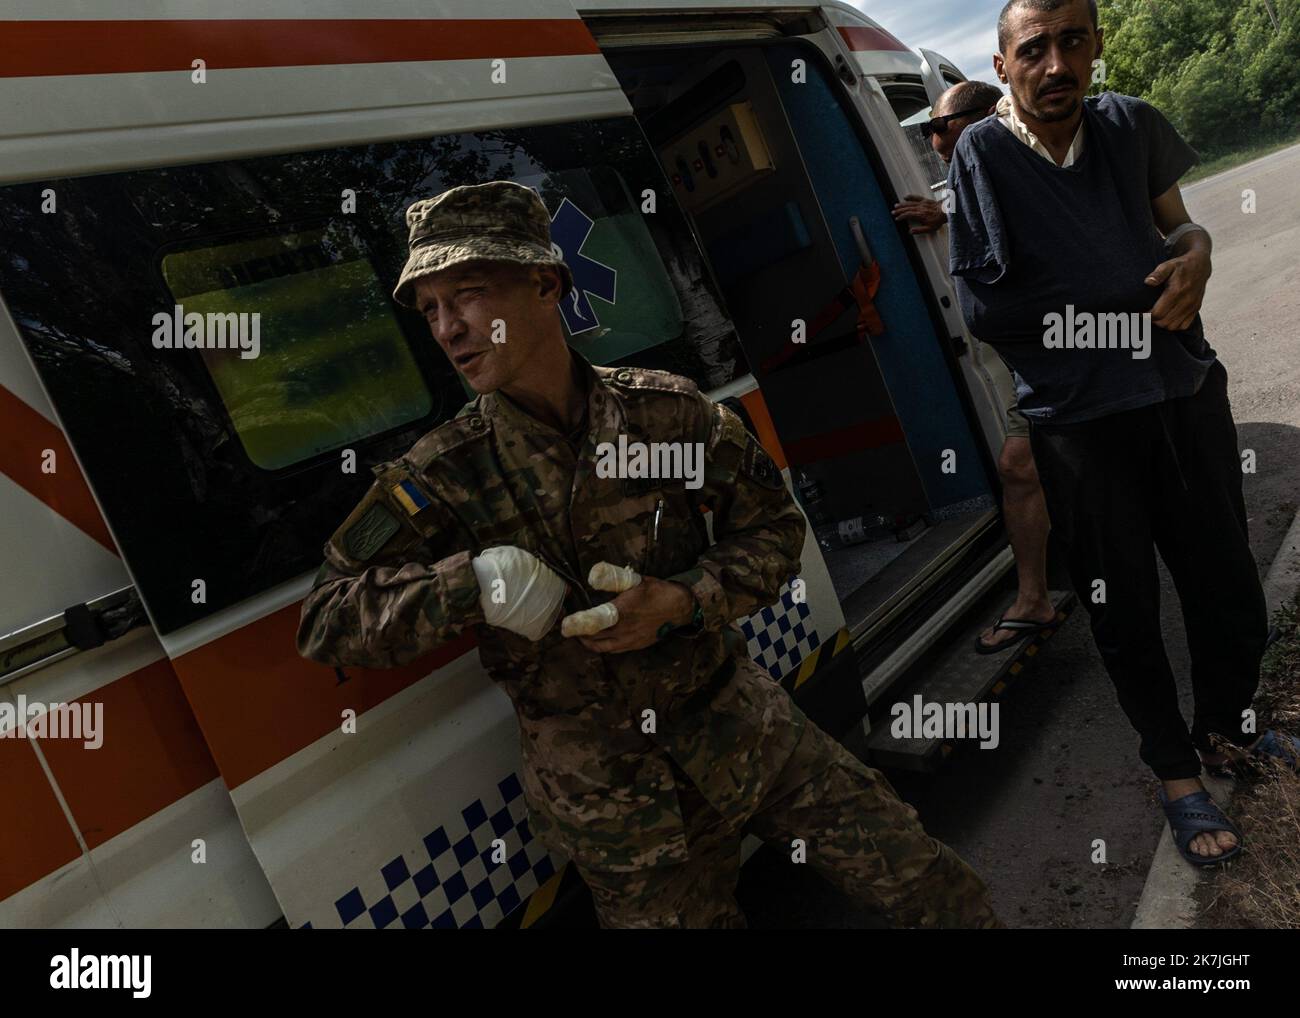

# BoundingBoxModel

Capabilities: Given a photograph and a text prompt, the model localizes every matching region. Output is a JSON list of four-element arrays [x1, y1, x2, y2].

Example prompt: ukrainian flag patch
[[391, 478, 431, 515]]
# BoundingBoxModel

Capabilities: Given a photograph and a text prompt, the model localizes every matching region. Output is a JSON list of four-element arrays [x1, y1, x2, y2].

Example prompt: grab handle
[[849, 216, 874, 269]]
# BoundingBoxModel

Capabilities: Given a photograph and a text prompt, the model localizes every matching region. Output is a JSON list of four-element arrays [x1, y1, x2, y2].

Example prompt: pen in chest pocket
[[643, 497, 664, 573]]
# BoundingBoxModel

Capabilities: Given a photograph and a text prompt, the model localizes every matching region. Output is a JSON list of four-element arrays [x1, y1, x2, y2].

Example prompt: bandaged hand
[[588, 562, 641, 594], [471, 546, 566, 642], [561, 562, 694, 653], [560, 562, 642, 637]]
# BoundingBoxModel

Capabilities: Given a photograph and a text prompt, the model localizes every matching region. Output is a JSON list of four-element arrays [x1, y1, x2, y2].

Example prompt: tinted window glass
[[0, 116, 742, 632], [886, 84, 951, 187], [160, 226, 432, 470], [899, 110, 951, 187]]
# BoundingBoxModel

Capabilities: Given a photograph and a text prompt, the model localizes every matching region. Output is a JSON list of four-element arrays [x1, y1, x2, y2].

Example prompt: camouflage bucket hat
[[392, 180, 574, 308]]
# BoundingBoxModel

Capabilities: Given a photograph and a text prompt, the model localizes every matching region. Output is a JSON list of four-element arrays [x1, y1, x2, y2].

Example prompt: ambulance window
[[160, 226, 432, 471], [888, 83, 950, 187], [534, 166, 684, 363], [0, 114, 739, 632], [500, 124, 745, 391], [891, 94, 931, 124]]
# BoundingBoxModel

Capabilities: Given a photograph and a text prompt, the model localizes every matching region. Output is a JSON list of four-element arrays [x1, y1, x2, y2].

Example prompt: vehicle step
[[862, 589, 1077, 771]]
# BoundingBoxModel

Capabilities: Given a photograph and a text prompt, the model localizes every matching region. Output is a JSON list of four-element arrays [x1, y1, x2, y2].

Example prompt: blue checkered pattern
[[300, 772, 556, 929], [738, 580, 819, 680]]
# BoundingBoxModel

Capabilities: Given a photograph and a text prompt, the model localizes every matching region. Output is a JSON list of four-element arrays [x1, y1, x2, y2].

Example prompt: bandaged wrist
[[471, 546, 566, 642]]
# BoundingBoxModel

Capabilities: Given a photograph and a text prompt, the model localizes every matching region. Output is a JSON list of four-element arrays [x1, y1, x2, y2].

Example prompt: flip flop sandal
[[973, 616, 1056, 655], [1205, 729, 1300, 779], [1158, 788, 1243, 867], [1255, 729, 1300, 771]]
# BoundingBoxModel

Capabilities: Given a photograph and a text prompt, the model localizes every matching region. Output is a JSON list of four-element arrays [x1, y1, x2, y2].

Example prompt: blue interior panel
[[765, 45, 990, 509], [705, 200, 812, 287]]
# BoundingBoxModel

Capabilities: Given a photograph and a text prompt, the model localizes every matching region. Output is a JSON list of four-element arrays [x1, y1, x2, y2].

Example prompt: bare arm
[[1146, 183, 1212, 332]]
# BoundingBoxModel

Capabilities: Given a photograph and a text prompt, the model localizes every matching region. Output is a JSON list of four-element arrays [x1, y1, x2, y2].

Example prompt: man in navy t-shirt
[[947, 0, 1290, 867]]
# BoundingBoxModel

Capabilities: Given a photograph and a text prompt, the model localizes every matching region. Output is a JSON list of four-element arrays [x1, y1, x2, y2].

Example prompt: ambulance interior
[[604, 41, 997, 634]]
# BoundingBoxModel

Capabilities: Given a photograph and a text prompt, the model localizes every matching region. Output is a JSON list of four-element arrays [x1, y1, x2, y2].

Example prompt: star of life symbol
[[548, 198, 617, 335]]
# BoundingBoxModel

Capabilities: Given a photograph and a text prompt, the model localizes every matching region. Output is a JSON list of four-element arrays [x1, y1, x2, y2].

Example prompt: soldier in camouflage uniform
[[297, 180, 1002, 929]]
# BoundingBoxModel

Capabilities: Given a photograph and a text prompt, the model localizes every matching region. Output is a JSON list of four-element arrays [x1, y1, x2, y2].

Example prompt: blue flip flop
[[1158, 788, 1243, 867], [1205, 729, 1300, 779], [1251, 729, 1300, 771]]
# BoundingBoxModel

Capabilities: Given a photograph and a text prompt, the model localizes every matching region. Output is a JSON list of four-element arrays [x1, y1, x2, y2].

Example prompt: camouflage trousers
[[578, 715, 1003, 929]]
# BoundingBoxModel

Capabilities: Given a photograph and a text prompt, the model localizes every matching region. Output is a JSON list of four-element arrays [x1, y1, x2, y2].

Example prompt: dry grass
[[1200, 594, 1300, 928]]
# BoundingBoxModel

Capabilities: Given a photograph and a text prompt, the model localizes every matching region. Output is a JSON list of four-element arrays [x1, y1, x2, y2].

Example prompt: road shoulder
[[1131, 506, 1300, 928]]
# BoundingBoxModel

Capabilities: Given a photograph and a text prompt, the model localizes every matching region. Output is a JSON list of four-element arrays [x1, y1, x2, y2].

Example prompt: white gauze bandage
[[560, 562, 642, 638], [588, 562, 641, 593], [471, 546, 566, 642]]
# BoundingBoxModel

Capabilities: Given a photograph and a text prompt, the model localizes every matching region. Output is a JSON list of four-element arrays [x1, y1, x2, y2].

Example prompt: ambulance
[[0, 1, 1073, 929]]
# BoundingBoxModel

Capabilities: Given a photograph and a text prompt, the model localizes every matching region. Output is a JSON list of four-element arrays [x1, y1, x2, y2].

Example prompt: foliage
[[1096, 0, 1300, 156]]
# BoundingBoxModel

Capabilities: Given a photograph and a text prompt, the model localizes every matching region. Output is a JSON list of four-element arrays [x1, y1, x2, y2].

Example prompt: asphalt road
[[738, 144, 1300, 929]]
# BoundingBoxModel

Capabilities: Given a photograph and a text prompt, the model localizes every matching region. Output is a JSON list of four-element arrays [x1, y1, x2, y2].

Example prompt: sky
[[849, 0, 1009, 90]]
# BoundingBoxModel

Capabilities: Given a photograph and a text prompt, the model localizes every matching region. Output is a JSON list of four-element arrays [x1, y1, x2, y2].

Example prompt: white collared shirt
[[995, 93, 1085, 167]]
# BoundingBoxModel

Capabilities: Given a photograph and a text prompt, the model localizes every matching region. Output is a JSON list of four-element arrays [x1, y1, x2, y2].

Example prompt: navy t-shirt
[[946, 92, 1217, 424]]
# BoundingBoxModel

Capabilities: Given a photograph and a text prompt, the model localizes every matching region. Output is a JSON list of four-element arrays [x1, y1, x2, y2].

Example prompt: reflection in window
[[894, 108, 950, 190], [532, 166, 684, 363], [0, 115, 742, 631], [161, 227, 432, 470], [886, 88, 950, 188]]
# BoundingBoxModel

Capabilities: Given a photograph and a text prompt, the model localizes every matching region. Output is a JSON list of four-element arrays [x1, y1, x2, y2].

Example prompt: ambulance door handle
[[0, 586, 146, 686], [849, 216, 874, 270]]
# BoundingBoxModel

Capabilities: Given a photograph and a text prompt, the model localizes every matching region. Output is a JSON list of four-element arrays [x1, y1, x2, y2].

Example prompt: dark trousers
[[1028, 361, 1269, 779]]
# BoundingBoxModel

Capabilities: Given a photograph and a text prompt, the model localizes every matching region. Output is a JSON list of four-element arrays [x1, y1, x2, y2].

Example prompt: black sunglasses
[[920, 106, 990, 137]]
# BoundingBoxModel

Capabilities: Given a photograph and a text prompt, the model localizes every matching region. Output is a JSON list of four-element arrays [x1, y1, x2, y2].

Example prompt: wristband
[[657, 600, 704, 640], [1163, 222, 1207, 253]]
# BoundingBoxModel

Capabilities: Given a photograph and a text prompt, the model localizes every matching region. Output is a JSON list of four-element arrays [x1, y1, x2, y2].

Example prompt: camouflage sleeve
[[667, 397, 806, 631], [296, 459, 484, 669]]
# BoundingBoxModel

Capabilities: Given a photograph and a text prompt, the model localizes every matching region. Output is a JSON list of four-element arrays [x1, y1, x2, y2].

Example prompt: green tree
[[1095, 0, 1298, 157]]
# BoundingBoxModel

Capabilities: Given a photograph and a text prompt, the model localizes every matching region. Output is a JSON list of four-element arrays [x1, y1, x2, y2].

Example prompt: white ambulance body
[[0, 1, 1027, 929]]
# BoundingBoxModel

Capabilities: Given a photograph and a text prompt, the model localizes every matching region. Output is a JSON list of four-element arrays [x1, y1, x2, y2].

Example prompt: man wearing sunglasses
[[892, 86, 1002, 234], [893, 80, 1059, 657], [926, 104, 993, 139]]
